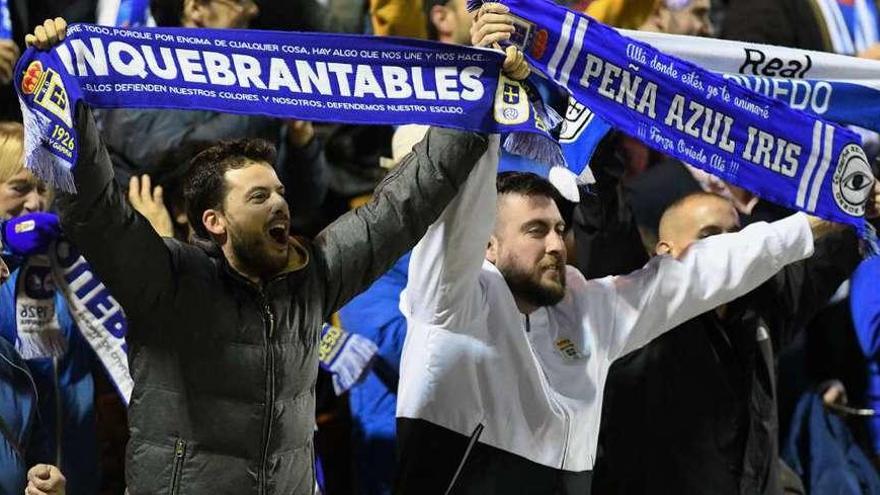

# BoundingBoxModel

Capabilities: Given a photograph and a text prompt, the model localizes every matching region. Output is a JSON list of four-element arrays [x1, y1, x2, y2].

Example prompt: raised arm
[[752, 226, 860, 346], [56, 103, 175, 322], [316, 8, 522, 318], [27, 21, 174, 314], [314, 128, 491, 318], [27, 19, 177, 322], [402, 130, 499, 329], [596, 213, 814, 360]]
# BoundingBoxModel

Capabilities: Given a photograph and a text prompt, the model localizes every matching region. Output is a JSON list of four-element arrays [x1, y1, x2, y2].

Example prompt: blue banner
[[490, 0, 875, 232], [15, 24, 556, 190]]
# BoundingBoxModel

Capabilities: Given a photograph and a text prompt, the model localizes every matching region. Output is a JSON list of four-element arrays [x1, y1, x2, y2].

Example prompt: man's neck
[[222, 246, 262, 286], [514, 296, 539, 316]]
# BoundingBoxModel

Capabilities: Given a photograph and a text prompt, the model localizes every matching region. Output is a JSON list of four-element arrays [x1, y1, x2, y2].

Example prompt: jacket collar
[[198, 236, 310, 292]]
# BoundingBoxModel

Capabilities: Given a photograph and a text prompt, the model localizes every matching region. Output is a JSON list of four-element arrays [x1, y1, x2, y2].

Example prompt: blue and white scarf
[[558, 29, 880, 186], [49, 240, 131, 403], [15, 6, 874, 233], [14, 24, 558, 191], [483, 0, 875, 234], [625, 30, 880, 135], [7, 241, 131, 403], [815, 0, 880, 55]]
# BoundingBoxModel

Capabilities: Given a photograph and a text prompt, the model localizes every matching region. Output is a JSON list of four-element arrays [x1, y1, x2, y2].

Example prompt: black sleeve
[[55, 104, 175, 324], [755, 227, 861, 346], [572, 133, 649, 279]]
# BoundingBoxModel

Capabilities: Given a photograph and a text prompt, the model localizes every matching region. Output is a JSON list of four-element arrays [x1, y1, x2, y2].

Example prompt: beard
[[500, 257, 566, 308], [228, 224, 288, 280]]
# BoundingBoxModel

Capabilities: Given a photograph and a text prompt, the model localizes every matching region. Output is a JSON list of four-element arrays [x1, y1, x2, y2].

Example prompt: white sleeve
[[400, 135, 500, 329], [595, 212, 814, 360]]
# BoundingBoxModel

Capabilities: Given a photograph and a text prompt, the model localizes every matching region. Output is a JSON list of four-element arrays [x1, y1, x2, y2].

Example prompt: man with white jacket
[[395, 145, 823, 493]]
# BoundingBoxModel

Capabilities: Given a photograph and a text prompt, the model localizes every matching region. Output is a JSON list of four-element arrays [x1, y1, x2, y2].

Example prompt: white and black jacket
[[397, 138, 816, 474]]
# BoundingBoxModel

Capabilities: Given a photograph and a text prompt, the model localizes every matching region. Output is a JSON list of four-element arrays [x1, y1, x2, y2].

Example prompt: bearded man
[[25, 14, 527, 494], [395, 166, 828, 494]]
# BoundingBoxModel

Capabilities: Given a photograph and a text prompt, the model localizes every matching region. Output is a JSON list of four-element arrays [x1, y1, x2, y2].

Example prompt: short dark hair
[[496, 171, 574, 229], [183, 139, 277, 239], [496, 171, 563, 203], [150, 0, 184, 27]]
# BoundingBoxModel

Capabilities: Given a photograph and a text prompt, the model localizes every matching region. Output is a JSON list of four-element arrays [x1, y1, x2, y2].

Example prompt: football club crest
[[559, 97, 595, 143], [832, 143, 874, 216], [554, 338, 584, 360], [21, 60, 73, 128], [494, 76, 529, 125]]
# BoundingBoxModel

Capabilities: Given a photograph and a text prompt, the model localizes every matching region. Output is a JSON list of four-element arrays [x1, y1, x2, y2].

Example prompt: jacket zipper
[[169, 438, 186, 495], [522, 314, 571, 470], [444, 423, 484, 495], [259, 300, 276, 495], [52, 357, 62, 467]]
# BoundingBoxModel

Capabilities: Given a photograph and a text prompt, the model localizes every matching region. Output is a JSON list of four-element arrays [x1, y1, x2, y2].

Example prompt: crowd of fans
[[2, 0, 880, 494]]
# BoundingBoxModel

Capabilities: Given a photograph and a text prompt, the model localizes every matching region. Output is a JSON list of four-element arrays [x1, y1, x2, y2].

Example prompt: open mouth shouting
[[266, 218, 290, 247]]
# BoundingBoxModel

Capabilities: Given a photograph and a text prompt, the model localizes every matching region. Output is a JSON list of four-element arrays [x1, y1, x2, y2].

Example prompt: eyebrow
[[245, 184, 285, 196], [521, 218, 565, 230]]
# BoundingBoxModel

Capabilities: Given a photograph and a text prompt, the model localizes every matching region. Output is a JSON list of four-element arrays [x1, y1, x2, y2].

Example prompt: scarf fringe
[[18, 98, 77, 193], [466, 0, 485, 13], [503, 132, 566, 169], [16, 326, 67, 360]]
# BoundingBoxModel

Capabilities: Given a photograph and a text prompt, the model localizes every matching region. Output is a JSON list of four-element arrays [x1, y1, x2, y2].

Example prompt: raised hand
[[470, 2, 530, 81], [24, 18, 67, 50], [129, 175, 175, 238]]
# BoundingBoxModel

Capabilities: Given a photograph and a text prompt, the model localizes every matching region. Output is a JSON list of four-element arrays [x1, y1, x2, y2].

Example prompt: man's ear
[[430, 4, 451, 36], [183, 0, 205, 26], [203, 209, 226, 237], [655, 240, 672, 256], [486, 234, 498, 263]]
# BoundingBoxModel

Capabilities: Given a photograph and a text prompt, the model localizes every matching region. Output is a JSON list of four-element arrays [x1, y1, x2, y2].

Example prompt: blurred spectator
[[0, 122, 102, 494], [338, 252, 408, 495], [639, 0, 713, 36], [334, 125, 431, 495], [721, 0, 880, 56], [586, 147, 868, 493], [97, 0, 329, 237], [254, 0, 364, 33], [0, 297, 37, 494], [582, 0, 656, 28], [782, 390, 880, 494], [850, 255, 880, 466]]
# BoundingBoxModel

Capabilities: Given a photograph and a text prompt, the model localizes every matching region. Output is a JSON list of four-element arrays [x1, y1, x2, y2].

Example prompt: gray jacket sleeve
[[55, 104, 175, 323], [313, 128, 489, 318]]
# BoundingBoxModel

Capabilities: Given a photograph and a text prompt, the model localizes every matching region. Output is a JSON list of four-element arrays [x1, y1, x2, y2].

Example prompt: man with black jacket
[[582, 136, 877, 494], [25, 15, 526, 494]]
